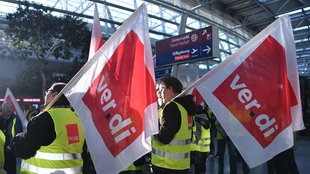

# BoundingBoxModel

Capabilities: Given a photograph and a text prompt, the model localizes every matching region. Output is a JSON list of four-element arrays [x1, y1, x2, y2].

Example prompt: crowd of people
[[0, 76, 301, 174]]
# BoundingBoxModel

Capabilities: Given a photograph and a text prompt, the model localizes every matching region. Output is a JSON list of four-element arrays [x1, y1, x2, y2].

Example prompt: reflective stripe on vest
[[21, 162, 82, 174], [191, 123, 211, 152], [191, 136, 211, 146], [168, 139, 191, 145], [151, 101, 192, 170], [34, 151, 82, 160], [11, 118, 16, 137], [152, 137, 191, 146], [152, 148, 190, 159]]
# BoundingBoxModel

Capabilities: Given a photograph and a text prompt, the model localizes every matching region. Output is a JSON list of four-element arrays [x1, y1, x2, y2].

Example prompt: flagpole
[[175, 72, 208, 98]]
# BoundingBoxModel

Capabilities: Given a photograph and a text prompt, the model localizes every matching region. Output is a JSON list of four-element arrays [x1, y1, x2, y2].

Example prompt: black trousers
[[4, 151, 16, 174]]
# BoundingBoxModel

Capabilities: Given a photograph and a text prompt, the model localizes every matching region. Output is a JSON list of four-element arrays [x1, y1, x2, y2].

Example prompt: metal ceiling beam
[[143, 0, 251, 40], [253, 0, 275, 16]]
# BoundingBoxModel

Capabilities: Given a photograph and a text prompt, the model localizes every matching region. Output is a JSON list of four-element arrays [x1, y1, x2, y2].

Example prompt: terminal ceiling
[[0, 0, 309, 76]]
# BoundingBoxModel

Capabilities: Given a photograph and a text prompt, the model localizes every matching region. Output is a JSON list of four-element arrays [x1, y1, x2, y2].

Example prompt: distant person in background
[[0, 102, 23, 174], [215, 119, 238, 174], [205, 105, 216, 157], [190, 105, 210, 174], [25, 105, 38, 121]]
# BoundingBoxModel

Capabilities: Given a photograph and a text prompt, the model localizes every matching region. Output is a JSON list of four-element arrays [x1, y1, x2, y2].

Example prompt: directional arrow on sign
[[202, 45, 211, 54]]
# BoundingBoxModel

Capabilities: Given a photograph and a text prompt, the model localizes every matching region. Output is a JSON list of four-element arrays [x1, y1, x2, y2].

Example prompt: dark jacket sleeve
[[9, 111, 56, 159], [157, 102, 181, 144], [14, 115, 24, 135]]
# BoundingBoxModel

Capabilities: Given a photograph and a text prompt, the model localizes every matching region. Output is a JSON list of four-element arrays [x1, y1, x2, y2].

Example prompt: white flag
[[187, 15, 304, 168], [62, 4, 158, 173], [88, 3, 104, 60], [4, 88, 28, 129]]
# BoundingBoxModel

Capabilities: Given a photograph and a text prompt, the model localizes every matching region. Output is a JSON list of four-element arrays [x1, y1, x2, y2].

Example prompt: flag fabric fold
[[62, 3, 158, 173], [4, 88, 28, 129], [88, 3, 104, 60], [186, 15, 304, 168]]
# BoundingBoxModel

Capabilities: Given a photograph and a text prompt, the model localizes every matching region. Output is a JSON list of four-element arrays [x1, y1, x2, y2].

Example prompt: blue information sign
[[155, 67, 172, 80], [155, 26, 219, 67]]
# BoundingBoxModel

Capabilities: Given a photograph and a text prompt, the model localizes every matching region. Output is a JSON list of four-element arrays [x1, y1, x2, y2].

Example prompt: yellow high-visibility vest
[[21, 108, 85, 174], [152, 101, 192, 170], [123, 163, 145, 172], [0, 130, 5, 174], [191, 118, 211, 153]]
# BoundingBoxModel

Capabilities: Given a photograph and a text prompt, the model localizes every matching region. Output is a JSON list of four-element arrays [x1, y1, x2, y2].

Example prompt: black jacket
[[156, 95, 197, 144], [152, 95, 197, 174], [9, 96, 95, 173]]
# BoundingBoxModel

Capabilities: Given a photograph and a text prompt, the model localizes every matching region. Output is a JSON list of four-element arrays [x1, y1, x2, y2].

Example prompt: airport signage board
[[154, 67, 172, 80], [155, 26, 219, 67]]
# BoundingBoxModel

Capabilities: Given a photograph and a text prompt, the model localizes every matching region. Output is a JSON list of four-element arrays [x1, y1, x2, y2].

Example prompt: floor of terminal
[[202, 135, 310, 174]]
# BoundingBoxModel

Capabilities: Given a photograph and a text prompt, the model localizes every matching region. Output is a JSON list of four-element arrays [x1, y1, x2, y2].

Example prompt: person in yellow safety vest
[[190, 105, 211, 174], [119, 154, 147, 174], [0, 129, 5, 174], [151, 76, 197, 174], [8, 83, 87, 174], [0, 102, 23, 174], [25, 104, 39, 121]]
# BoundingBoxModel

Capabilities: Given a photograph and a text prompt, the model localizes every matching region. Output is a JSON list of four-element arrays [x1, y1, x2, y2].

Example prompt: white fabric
[[62, 4, 158, 174], [88, 3, 104, 60], [4, 88, 28, 129], [185, 15, 304, 168]]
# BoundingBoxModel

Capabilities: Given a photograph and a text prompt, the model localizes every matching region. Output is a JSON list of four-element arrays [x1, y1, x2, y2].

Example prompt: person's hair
[[158, 76, 183, 94], [48, 82, 66, 93], [48, 82, 70, 106], [1, 102, 13, 109]]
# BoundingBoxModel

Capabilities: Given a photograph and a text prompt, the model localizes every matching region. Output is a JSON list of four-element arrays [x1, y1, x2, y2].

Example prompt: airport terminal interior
[[0, 0, 309, 173]]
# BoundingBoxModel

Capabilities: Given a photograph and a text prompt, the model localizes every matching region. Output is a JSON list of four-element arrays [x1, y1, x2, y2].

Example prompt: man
[[190, 105, 211, 174], [0, 102, 23, 174], [151, 76, 197, 174], [25, 104, 38, 121], [9, 82, 87, 174]]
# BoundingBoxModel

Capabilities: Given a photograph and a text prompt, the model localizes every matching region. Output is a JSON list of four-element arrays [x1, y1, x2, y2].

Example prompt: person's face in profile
[[159, 84, 174, 104]]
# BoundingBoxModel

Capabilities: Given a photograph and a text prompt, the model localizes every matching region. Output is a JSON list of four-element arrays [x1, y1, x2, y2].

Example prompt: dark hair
[[158, 76, 183, 94]]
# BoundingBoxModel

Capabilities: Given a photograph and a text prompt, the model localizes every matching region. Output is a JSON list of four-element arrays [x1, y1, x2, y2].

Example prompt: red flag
[[4, 88, 28, 129], [88, 3, 104, 60], [185, 15, 304, 168], [191, 87, 205, 105], [62, 4, 158, 173]]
